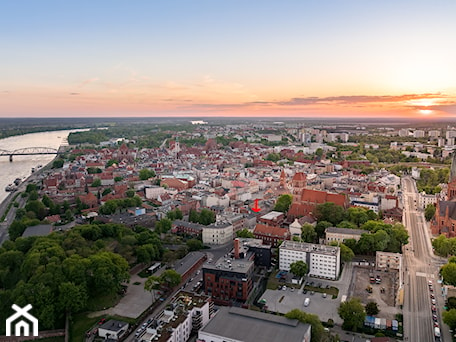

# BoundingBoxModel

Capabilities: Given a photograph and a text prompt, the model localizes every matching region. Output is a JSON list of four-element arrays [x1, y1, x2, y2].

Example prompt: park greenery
[[0, 221, 164, 334]]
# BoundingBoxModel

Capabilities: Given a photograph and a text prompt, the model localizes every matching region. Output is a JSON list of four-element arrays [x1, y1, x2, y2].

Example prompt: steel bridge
[[0, 147, 61, 161]]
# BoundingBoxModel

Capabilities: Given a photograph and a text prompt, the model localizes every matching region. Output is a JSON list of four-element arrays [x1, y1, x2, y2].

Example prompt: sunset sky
[[1, 1, 456, 118]]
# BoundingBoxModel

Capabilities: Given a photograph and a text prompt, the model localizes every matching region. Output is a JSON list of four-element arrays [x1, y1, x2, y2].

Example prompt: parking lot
[[260, 263, 355, 325], [261, 286, 343, 324]]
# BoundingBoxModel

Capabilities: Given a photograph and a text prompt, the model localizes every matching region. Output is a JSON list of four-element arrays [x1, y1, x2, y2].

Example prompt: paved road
[[402, 176, 447, 342]]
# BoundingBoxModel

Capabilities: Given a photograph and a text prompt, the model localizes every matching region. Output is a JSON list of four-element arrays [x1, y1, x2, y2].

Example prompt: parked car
[[322, 293, 327, 298]]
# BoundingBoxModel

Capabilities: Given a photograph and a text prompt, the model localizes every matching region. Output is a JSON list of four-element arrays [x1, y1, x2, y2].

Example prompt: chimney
[[234, 238, 240, 259]]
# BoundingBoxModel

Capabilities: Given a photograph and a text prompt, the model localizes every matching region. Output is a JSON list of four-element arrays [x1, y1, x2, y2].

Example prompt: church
[[431, 153, 456, 237], [285, 171, 348, 219]]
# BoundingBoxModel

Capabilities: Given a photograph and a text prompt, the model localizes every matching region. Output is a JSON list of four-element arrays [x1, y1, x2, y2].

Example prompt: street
[[402, 176, 448, 342]]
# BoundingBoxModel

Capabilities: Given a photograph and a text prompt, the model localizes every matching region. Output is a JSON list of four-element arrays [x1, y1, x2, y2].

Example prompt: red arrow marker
[[252, 199, 261, 212]]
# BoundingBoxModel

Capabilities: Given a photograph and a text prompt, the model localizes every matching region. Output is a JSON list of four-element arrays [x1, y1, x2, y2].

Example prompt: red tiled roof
[[254, 224, 289, 238], [292, 172, 307, 181]]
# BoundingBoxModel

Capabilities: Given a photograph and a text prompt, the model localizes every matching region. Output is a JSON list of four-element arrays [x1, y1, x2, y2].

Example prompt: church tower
[[448, 152, 456, 200], [280, 169, 287, 188]]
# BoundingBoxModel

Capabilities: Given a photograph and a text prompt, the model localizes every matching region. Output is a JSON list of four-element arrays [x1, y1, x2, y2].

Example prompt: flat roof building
[[279, 240, 340, 280], [198, 307, 311, 342]]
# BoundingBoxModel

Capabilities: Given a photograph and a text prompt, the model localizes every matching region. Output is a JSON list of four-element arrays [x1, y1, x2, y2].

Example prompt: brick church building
[[431, 153, 456, 237]]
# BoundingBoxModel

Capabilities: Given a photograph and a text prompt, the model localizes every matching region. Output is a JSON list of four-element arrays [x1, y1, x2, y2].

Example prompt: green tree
[[274, 194, 293, 213], [289, 260, 308, 278], [91, 178, 101, 187], [441, 262, 456, 286], [139, 168, 156, 180], [186, 238, 203, 251], [315, 220, 332, 239], [236, 228, 254, 238], [25, 200, 47, 220], [425, 204, 436, 221], [365, 301, 380, 316], [126, 189, 136, 198], [301, 223, 317, 243], [347, 207, 369, 227], [447, 297, 456, 310], [315, 202, 345, 225], [52, 158, 64, 168], [443, 309, 456, 331], [337, 220, 358, 229], [155, 218, 172, 233], [285, 309, 325, 342], [160, 269, 182, 288], [189, 209, 199, 223], [338, 298, 366, 331], [58, 282, 87, 314], [199, 208, 216, 225], [144, 275, 162, 300], [340, 243, 355, 263]]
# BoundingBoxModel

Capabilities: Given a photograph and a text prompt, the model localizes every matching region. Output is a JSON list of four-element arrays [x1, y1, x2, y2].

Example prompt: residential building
[[202, 222, 233, 245], [418, 191, 438, 210], [145, 185, 165, 200], [202, 245, 254, 305], [198, 307, 311, 342], [171, 220, 203, 237], [258, 211, 285, 227], [98, 320, 129, 340], [253, 223, 290, 247], [279, 240, 340, 280], [325, 227, 366, 244], [141, 291, 213, 342]]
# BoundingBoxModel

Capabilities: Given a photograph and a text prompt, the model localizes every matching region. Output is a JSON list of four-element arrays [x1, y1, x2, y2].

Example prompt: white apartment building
[[279, 240, 340, 280], [413, 130, 425, 138], [202, 222, 233, 245], [140, 291, 213, 342], [429, 130, 441, 138], [145, 185, 165, 200], [418, 191, 438, 210]]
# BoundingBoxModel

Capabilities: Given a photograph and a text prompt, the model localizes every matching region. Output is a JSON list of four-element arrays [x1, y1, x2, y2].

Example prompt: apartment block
[[279, 240, 340, 280]]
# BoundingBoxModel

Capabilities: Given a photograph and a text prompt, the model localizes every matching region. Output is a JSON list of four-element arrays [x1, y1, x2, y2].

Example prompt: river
[[0, 129, 85, 204]]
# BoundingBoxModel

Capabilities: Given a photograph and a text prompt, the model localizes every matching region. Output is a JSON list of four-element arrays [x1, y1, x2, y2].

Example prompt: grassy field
[[70, 313, 101, 342]]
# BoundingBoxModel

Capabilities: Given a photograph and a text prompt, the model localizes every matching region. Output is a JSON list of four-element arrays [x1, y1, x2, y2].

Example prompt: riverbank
[[0, 156, 56, 245]]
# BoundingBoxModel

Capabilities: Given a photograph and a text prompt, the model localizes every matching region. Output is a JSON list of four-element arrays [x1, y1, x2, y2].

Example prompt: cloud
[[78, 77, 99, 88], [276, 93, 444, 106]]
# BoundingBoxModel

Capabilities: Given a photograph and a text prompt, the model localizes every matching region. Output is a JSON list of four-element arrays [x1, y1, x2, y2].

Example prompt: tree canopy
[[285, 309, 326, 342], [289, 260, 308, 278], [274, 194, 293, 213], [0, 222, 163, 334], [338, 298, 366, 331]]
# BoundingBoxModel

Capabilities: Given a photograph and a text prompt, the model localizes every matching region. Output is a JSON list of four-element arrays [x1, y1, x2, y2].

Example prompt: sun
[[407, 98, 437, 107], [419, 109, 434, 115]]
